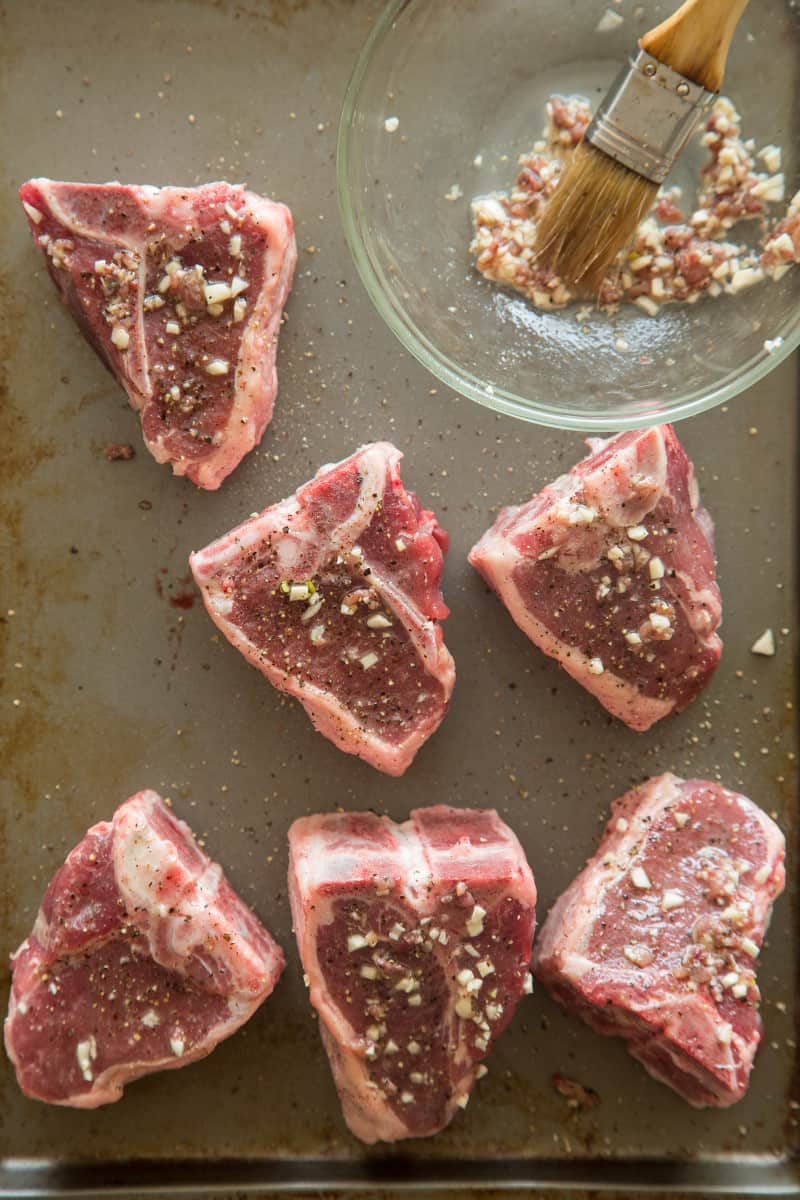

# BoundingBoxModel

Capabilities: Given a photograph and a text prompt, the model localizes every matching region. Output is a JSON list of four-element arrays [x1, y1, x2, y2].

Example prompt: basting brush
[[534, 0, 751, 292]]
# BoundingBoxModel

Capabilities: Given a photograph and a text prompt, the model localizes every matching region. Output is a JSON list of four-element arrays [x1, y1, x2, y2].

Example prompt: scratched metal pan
[[0, 0, 798, 1194]]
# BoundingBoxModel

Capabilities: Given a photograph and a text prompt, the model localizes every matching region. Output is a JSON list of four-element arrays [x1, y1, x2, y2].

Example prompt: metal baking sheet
[[0, 0, 797, 1193]]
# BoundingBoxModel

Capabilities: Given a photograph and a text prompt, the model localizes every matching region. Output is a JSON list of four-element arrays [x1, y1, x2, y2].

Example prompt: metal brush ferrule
[[586, 49, 716, 184]]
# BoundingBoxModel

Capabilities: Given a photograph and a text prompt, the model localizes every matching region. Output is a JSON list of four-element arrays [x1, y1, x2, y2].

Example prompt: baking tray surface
[[0, 0, 798, 1193]]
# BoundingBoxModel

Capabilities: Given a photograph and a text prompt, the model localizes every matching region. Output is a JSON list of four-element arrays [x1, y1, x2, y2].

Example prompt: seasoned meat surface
[[469, 425, 722, 730], [20, 179, 296, 489], [288, 805, 536, 1141], [4, 790, 284, 1107], [534, 774, 785, 1107], [190, 442, 455, 775]]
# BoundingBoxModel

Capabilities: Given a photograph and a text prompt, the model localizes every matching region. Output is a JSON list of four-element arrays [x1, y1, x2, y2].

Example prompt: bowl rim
[[336, 0, 800, 431]]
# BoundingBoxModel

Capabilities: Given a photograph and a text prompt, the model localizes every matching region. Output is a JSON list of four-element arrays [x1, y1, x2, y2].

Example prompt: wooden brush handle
[[641, 0, 750, 91]]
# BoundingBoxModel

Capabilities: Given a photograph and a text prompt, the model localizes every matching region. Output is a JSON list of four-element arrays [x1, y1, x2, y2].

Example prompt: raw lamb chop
[[19, 179, 296, 489], [469, 425, 722, 731], [190, 442, 455, 775], [4, 790, 284, 1107], [534, 774, 785, 1107], [288, 805, 536, 1142]]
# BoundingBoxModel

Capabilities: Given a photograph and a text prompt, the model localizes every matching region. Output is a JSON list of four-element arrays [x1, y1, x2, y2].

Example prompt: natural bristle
[[534, 144, 658, 292]]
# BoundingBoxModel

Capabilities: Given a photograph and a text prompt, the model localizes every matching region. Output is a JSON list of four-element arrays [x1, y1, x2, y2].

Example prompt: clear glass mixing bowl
[[338, 0, 800, 431]]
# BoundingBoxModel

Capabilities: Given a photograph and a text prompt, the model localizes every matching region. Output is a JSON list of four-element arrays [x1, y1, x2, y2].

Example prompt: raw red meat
[[4, 790, 284, 1107], [190, 442, 455, 775], [469, 425, 722, 731], [19, 179, 296, 489], [533, 774, 785, 1107], [288, 805, 536, 1143]]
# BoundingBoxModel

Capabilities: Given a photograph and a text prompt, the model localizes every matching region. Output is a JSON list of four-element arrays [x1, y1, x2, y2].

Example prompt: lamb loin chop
[[19, 179, 296, 489], [534, 773, 785, 1107], [4, 790, 284, 1107], [190, 442, 455, 775], [288, 806, 536, 1142], [469, 425, 722, 731]]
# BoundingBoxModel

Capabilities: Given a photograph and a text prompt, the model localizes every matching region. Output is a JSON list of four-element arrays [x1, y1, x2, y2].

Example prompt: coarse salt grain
[[111, 325, 130, 350], [366, 613, 392, 629], [300, 597, 324, 623], [588, 657, 604, 675], [751, 629, 775, 656], [752, 174, 785, 202], [465, 905, 486, 937], [205, 358, 229, 376], [759, 144, 782, 173], [623, 943, 654, 967], [204, 282, 233, 305], [728, 265, 766, 293], [569, 504, 597, 526], [76, 1036, 97, 1082], [596, 7, 624, 30], [384, 117, 399, 133], [661, 890, 685, 912], [631, 866, 652, 890], [635, 295, 660, 317]]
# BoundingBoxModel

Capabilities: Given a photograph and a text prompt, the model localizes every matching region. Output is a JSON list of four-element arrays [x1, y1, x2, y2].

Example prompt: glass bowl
[[337, 0, 800, 431]]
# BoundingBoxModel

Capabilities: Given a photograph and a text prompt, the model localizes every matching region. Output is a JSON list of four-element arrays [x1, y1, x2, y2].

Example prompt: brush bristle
[[535, 143, 659, 292]]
